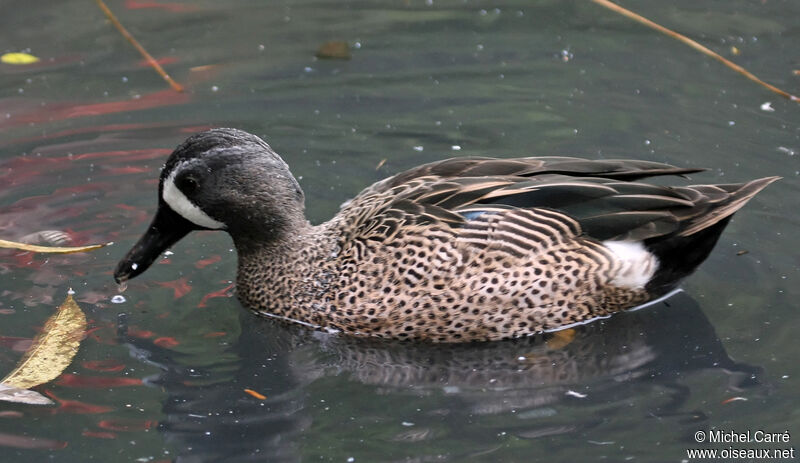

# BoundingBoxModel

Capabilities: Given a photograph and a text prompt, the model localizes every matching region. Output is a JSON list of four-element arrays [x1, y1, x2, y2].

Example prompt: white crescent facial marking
[[603, 240, 659, 289], [162, 166, 225, 229]]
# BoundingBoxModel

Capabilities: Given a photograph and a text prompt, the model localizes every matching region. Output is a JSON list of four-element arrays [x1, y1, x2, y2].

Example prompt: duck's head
[[114, 128, 305, 283]]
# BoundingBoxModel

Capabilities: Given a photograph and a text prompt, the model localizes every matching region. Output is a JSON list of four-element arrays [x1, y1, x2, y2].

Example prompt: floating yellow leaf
[[0, 239, 110, 254], [1, 52, 40, 65], [0, 292, 87, 392]]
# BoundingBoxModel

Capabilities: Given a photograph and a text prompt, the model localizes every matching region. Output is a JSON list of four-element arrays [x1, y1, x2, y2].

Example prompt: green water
[[0, 0, 797, 461]]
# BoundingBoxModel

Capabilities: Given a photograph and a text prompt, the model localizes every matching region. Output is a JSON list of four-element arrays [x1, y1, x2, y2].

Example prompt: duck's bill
[[114, 205, 194, 283]]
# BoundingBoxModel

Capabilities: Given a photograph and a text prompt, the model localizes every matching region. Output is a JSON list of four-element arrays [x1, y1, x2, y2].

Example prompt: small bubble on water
[[111, 295, 126, 304]]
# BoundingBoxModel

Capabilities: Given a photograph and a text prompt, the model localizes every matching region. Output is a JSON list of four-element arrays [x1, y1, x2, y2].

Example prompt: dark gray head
[[114, 128, 305, 282]]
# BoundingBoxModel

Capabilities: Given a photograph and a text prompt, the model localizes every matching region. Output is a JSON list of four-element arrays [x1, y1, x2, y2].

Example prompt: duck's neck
[[232, 220, 339, 325]]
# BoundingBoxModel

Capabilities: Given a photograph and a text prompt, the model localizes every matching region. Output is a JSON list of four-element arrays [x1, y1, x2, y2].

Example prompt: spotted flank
[[115, 128, 779, 342]]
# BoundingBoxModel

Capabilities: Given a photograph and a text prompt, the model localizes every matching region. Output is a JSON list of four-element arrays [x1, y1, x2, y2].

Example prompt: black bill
[[114, 205, 196, 283]]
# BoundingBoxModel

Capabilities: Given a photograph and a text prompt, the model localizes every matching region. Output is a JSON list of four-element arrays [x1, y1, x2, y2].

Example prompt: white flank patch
[[163, 167, 225, 229], [603, 240, 658, 289]]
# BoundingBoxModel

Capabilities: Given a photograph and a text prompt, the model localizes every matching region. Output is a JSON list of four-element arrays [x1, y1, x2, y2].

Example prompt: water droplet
[[412, 146, 424, 152], [111, 295, 126, 304], [117, 281, 128, 293]]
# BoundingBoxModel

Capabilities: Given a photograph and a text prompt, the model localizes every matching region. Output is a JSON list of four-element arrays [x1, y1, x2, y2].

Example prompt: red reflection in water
[[0, 335, 32, 352], [81, 430, 117, 439], [3, 122, 211, 147], [85, 325, 121, 346], [55, 374, 142, 388], [0, 90, 190, 129], [97, 419, 157, 432], [127, 327, 155, 339], [102, 166, 153, 175], [155, 277, 192, 299], [44, 390, 114, 414], [81, 360, 126, 372], [197, 283, 235, 308], [153, 337, 180, 349], [195, 255, 222, 268]]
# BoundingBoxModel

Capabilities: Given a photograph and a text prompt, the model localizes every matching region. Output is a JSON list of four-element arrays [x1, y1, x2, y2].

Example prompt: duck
[[114, 128, 778, 342]]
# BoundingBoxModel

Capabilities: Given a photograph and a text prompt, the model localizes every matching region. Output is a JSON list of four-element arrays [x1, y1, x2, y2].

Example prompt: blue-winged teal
[[115, 128, 777, 342]]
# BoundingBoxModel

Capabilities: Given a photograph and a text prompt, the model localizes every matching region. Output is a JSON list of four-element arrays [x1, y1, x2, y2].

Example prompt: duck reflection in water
[[118, 292, 762, 462]]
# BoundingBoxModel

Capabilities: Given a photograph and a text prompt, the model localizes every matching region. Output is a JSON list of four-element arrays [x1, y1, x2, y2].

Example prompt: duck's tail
[[644, 176, 780, 295]]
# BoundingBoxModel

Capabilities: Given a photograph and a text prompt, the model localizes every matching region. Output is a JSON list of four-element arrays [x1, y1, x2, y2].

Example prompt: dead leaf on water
[[316, 41, 351, 60], [545, 328, 576, 350], [0, 292, 87, 404], [0, 238, 110, 254], [0, 384, 52, 405], [1, 52, 40, 65]]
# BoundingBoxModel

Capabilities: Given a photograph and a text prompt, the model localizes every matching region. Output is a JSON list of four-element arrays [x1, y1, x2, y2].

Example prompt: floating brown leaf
[[316, 41, 351, 60], [0, 239, 110, 254], [0, 293, 87, 397]]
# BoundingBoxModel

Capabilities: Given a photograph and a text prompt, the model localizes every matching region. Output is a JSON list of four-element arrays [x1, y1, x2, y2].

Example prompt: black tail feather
[[644, 216, 732, 296]]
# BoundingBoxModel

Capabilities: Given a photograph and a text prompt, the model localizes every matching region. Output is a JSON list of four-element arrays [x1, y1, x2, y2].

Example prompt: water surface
[[0, 0, 797, 461]]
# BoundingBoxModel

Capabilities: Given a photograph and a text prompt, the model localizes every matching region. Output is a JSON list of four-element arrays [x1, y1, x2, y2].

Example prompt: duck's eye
[[177, 175, 200, 194]]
